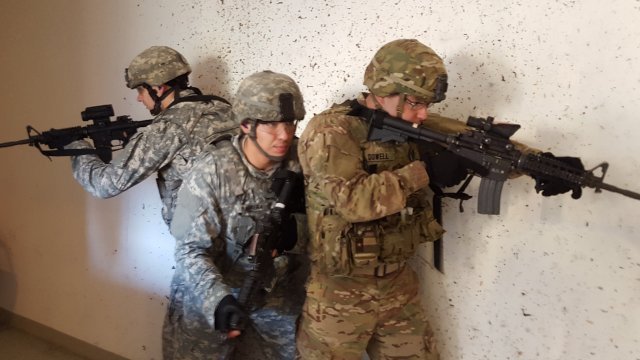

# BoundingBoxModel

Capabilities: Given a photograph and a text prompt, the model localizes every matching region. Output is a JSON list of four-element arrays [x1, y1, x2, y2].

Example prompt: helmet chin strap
[[396, 93, 406, 118], [143, 84, 175, 115], [371, 93, 405, 118], [244, 123, 286, 163]]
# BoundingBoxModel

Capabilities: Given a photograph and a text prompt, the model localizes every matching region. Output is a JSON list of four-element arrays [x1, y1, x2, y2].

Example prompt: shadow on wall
[[436, 51, 522, 122], [414, 50, 522, 360], [191, 55, 232, 102], [0, 235, 17, 324]]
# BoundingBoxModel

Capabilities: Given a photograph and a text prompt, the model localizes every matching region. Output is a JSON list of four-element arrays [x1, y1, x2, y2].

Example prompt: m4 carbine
[[222, 170, 298, 360], [0, 104, 152, 163], [365, 109, 640, 215]]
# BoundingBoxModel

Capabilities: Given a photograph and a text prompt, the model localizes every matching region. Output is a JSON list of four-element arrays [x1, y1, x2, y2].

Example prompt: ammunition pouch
[[314, 206, 443, 276], [227, 215, 257, 258]]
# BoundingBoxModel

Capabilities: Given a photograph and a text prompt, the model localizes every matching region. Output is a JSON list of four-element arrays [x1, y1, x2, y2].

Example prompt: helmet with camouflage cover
[[364, 39, 448, 104], [233, 70, 306, 124], [234, 70, 305, 162], [125, 46, 191, 89]]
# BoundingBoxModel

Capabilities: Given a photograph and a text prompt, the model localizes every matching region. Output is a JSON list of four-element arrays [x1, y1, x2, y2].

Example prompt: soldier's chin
[[270, 146, 290, 157]]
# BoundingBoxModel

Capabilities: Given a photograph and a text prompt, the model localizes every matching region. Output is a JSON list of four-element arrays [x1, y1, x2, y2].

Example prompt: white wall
[[0, 1, 638, 359]]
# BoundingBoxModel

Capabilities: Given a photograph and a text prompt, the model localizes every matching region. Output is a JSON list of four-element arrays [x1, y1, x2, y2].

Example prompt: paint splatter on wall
[[0, 1, 638, 359]]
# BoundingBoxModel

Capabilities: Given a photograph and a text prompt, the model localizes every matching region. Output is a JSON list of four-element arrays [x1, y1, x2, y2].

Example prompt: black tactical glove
[[417, 140, 487, 188], [214, 295, 248, 332], [275, 215, 298, 254], [533, 152, 584, 199]]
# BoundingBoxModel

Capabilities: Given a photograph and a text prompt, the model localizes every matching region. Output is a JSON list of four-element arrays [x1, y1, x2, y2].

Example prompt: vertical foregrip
[[478, 178, 504, 215]]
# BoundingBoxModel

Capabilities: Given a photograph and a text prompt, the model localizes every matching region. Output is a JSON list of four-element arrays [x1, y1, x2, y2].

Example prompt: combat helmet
[[233, 70, 305, 161], [233, 70, 305, 125], [125, 46, 191, 89], [364, 39, 448, 104]]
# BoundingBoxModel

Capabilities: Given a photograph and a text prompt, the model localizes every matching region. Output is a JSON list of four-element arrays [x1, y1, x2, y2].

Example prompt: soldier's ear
[[154, 85, 167, 96], [240, 120, 251, 134]]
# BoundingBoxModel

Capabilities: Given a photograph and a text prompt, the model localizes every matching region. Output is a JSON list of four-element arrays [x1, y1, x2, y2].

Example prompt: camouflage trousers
[[162, 257, 308, 360], [296, 265, 438, 360], [163, 305, 300, 360]]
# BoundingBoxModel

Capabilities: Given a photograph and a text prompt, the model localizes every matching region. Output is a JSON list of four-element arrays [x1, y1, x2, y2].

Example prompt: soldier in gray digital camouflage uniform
[[67, 46, 237, 225], [167, 70, 308, 359]]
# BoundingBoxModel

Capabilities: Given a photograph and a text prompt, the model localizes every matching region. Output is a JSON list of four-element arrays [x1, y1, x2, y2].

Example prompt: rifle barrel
[[595, 182, 640, 200], [0, 138, 32, 148]]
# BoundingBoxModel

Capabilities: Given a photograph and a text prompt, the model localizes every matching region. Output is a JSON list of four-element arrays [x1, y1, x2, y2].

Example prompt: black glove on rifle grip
[[214, 294, 248, 332], [533, 152, 584, 199]]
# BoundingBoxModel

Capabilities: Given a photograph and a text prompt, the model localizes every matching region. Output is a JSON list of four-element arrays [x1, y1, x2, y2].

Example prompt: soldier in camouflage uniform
[[167, 71, 308, 359], [295, 39, 450, 360], [67, 46, 237, 225], [296, 39, 584, 360]]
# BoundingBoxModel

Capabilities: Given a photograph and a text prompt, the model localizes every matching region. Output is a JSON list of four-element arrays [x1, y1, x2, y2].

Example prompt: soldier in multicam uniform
[[296, 38, 584, 360], [67, 46, 237, 225], [296, 39, 450, 360], [167, 70, 308, 359]]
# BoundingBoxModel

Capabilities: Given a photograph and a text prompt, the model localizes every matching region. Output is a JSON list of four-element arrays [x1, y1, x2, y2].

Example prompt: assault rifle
[[0, 104, 152, 163], [224, 170, 297, 359], [365, 109, 640, 214], [364, 108, 640, 273]]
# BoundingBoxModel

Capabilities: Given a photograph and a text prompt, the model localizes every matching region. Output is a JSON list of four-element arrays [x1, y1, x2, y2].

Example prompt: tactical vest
[[311, 103, 443, 276]]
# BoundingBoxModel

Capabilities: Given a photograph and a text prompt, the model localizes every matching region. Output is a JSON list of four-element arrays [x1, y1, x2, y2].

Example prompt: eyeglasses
[[405, 98, 431, 111], [256, 120, 298, 134]]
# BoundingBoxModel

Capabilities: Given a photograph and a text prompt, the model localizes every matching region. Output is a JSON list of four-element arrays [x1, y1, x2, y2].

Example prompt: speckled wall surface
[[0, 1, 638, 359]]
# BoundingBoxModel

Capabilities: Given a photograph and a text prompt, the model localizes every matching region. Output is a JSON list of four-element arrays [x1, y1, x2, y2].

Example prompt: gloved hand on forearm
[[532, 152, 584, 199], [214, 294, 248, 337]]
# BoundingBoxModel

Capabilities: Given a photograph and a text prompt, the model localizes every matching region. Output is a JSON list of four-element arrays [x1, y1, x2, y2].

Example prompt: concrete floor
[[0, 326, 88, 360]]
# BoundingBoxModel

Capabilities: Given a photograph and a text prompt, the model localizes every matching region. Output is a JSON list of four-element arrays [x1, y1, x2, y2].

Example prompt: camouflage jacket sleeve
[[169, 152, 231, 327], [68, 101, 219, 198], [298, 107, 429, 223]]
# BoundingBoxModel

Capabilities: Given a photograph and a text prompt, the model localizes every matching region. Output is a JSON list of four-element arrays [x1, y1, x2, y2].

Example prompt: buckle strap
[[374, 262, 405, 277], [350, 261, 405, 277]]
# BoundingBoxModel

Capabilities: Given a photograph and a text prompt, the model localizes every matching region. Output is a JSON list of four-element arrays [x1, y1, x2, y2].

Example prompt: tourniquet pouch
[[347, 223, 380, 268], [316, 212, 383, 276]]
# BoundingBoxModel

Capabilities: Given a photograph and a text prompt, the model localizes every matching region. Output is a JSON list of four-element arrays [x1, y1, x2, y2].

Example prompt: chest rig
[[338, 102, 440, 268]]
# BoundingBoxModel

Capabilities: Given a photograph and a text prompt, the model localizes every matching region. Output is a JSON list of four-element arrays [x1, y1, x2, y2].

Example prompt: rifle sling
[[169, 94, 231, 108], [430, 174, 474, 273]]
